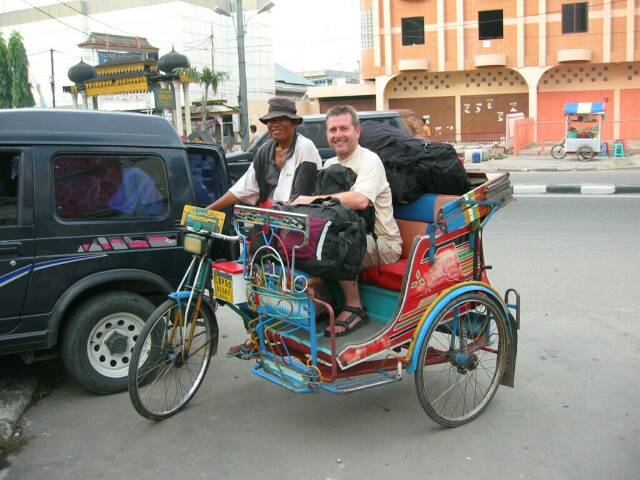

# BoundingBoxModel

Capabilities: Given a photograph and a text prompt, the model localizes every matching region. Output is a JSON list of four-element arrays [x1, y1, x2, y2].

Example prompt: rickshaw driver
[[207, 97, 321, 211], [207, 96, 322, 356], [293, 105, 402, 336]]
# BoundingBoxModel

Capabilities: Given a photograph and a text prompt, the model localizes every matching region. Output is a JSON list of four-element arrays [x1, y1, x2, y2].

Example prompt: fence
[[513, 119, 640, 155]]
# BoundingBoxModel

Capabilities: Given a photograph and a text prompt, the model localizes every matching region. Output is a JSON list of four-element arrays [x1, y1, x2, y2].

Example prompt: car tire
[[62, 291, 155, 395]]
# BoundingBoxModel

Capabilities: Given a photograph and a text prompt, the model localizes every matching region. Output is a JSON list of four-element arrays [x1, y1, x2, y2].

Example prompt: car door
[[0, 148, 35, 334]]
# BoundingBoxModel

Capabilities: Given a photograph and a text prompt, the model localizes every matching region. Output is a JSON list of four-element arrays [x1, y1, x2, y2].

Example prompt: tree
[[176, 66, 229, 130], [8, 31, 35, 108], [0, 33, 12, 108]]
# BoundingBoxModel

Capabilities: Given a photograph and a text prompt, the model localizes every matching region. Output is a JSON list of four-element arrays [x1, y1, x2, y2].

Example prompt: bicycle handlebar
[[180, 226, 241, 243]]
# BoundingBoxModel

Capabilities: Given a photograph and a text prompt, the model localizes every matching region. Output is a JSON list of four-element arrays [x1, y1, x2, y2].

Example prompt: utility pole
[[50, 49, 56, 108], [210, 24, 215, 71], [236, 0, 249, 150]]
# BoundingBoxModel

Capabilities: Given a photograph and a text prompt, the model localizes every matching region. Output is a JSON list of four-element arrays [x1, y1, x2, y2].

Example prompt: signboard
[[180, 205, 225, 234], [154, 87, 175, 109]]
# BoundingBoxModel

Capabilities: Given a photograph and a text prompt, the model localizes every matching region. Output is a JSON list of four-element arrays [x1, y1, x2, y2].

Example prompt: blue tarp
[[564, 102, 605, 115]]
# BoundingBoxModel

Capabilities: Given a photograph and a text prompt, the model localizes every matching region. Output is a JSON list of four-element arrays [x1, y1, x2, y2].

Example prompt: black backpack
[[313, 163, 375, 234], [359, 122, 470, 205], [279, 198, 367, 281]]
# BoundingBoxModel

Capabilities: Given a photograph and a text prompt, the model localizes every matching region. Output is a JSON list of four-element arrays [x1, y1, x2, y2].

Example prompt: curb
[[513, 184, 640, 195], [0, 379, 37, 443]]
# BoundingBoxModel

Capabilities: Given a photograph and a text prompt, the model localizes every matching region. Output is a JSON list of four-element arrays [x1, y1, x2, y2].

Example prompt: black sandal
[[325, 306, 369, 337]]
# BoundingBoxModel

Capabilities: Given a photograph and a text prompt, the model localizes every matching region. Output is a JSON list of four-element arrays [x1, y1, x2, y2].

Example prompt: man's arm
[[207, 190, 241, 210], [292, 191, 370, 210]]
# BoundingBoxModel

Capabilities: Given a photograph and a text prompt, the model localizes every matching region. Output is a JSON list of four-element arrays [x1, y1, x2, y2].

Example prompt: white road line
[[580, 185, 616, 194], [513, 184, 547, 194], [514, 194, 640, 198]]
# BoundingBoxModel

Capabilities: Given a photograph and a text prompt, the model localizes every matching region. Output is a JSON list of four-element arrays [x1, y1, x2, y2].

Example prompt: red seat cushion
[[360, 258, 408, 291]]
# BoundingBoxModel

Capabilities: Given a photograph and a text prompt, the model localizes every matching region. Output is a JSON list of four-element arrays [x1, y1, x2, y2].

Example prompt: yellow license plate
[[213, 271, 234, 303]]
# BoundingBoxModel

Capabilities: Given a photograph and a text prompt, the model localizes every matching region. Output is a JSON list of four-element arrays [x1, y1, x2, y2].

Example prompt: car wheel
[[62, 291, 155, 394]]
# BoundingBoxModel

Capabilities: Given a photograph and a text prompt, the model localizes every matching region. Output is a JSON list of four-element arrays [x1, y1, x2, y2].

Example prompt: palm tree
[[175, 66, 228, 130], [198, 67, 229, 130]]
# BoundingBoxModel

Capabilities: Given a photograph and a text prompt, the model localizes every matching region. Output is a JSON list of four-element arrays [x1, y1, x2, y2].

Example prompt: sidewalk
[[464, 153, 640, 173]]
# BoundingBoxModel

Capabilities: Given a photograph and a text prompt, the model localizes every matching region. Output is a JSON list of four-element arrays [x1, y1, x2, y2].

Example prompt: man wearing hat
[[208, 97, 321, 359], [207, 97, 321, 211]]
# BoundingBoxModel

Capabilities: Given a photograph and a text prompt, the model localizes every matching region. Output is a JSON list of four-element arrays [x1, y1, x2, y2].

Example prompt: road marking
[[515, 194, 640, 198], [513, 184, 547, 194], [581, 185, 616, 194]]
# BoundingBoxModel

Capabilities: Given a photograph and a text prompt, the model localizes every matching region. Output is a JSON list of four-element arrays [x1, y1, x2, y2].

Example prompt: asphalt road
[[3, 195, 640, 480]]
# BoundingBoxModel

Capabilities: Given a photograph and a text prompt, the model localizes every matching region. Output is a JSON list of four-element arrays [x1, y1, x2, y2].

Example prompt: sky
[[271, 0, 361, 73]]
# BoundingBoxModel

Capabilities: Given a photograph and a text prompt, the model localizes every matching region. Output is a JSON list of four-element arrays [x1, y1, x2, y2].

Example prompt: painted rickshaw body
[[128, 171, 520, 427]]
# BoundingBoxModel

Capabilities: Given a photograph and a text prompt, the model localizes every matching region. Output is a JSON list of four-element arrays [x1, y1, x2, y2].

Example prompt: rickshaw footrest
[[252, 362, 314, 394], [318, 371, 402, 394]]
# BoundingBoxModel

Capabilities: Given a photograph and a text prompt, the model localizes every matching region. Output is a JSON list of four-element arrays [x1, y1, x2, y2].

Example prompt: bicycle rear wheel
[[414, 292, 508, 428], [128, 298, 215, 421], [550, 144, 566, 159]]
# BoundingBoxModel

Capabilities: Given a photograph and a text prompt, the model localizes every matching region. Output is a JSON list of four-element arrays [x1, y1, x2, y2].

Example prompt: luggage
[[359, 122, 470, 205], [278, 198, 367, 281], [313, 163, 375, 234]]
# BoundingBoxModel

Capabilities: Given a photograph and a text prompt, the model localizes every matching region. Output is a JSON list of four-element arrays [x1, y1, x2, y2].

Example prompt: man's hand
[[292, 195, 316, 205]]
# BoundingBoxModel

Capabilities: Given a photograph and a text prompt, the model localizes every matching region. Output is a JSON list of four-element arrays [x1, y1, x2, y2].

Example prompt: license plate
[[213, 271, 233, 303]]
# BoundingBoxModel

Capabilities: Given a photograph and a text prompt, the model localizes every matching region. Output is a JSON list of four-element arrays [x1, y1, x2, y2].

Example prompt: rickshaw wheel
[[550, 144, 566, 159], [414, 292, 508, 428], [128, 298, 217, 421], [577, 145, 595, 161]]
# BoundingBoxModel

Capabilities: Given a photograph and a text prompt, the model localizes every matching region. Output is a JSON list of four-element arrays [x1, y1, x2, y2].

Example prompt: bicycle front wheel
[[128, 298, 216, 421]]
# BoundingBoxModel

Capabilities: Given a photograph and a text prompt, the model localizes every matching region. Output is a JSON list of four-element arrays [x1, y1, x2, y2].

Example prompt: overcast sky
[[271, 0, 361, 73]]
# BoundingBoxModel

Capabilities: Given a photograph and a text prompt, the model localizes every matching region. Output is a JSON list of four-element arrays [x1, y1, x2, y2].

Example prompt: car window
[[298, 122, 330, 149], [53, 154, 169, 220], [0, 152, 20, 226], [188, 151, 227, 206]]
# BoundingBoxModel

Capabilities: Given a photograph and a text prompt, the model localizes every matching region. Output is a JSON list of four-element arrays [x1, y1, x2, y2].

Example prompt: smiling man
[[208, 97, 321, 211], [294, 105, 402, 336], [209, 97, 322, 358]]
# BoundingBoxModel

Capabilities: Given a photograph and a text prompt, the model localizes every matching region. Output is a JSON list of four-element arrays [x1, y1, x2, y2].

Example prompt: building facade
[[314, 0, 640, 146], [0, 0, 275, 126]]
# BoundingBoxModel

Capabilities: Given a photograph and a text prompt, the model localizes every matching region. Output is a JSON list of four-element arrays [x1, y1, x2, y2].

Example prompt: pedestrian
[[422, 115, 432, 138], [249, 124, 261, 147], [293, 105, 402, 336]]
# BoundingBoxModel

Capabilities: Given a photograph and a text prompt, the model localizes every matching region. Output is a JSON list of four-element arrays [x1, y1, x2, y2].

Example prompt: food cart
[[551, 102, 605, 161]]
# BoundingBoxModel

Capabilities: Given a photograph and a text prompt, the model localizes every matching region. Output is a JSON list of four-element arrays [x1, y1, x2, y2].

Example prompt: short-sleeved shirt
[[230, 133, 321, 205], [323, 146, 402, 250]]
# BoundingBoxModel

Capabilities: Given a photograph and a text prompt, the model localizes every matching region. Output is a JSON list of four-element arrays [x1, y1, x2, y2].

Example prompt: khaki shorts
[[362, 235, 402, 270]]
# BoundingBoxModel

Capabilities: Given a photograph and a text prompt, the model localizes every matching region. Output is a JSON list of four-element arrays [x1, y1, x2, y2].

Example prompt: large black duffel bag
[[278, 198, 367, 281], [359, 122, 470, 205]]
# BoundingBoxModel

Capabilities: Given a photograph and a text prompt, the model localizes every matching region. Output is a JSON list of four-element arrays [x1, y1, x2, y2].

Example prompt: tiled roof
[[79, 32, 158, 52]]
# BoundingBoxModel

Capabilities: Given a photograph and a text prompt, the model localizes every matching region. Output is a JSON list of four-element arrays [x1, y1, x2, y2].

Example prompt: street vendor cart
[[551, 102, 605, 161]]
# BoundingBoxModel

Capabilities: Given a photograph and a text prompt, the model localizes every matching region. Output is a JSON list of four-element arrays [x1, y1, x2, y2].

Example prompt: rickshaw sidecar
[[230, 171, 519, 427]]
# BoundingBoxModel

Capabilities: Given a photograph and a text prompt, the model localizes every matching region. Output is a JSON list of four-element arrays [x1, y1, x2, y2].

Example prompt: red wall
[[537, 90, 614, 142], [620, 89, 640, 142]]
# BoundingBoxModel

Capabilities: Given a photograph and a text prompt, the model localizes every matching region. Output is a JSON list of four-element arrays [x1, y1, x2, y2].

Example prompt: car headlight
[[183, 233, 207, 255]]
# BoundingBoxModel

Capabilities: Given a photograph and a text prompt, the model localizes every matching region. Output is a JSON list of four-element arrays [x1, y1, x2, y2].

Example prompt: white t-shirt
[[323, 146, 402, 250], [230, 134, 321, 205]]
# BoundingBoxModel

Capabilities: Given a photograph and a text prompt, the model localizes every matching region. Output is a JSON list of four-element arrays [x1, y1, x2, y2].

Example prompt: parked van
[[0, 109, 231, 393]]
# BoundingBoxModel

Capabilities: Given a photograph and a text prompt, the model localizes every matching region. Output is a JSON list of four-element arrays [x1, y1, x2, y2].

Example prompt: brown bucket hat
[[259, 97, 302, 125]]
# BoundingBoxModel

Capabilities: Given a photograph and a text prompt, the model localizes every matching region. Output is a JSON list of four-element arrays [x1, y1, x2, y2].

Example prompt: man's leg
[[331, 279, 366, 335]]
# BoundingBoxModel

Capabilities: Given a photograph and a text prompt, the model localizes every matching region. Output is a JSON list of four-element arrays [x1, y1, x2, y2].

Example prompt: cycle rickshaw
[[128, 171, 520, 428], [550, 102, 605, 161]]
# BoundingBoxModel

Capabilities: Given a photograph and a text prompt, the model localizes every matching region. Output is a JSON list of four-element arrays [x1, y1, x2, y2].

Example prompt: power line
[[55, 1, 135, 38], [20, 0, 89, 36]]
